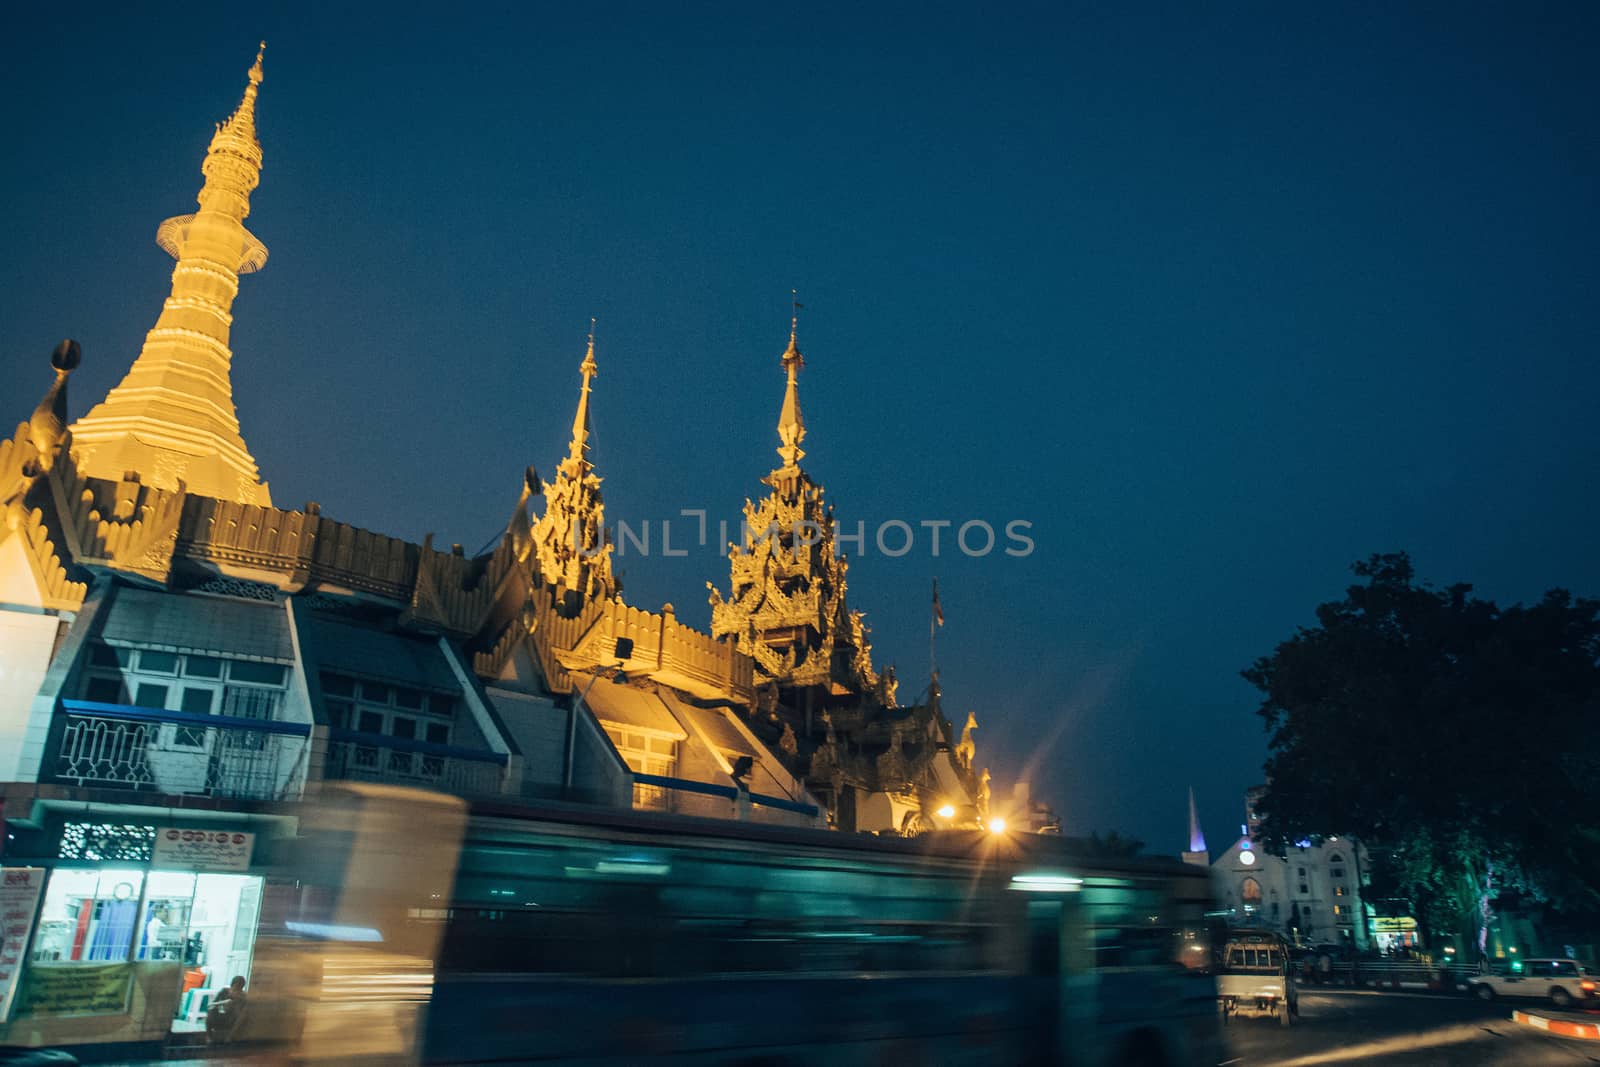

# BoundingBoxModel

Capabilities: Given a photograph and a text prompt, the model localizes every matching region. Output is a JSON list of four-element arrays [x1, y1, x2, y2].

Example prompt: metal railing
[[55, 699, 309, 800], [323, 730, 509, 797], [632, 772, 821, 825], [1328, 959, 1445, 988]]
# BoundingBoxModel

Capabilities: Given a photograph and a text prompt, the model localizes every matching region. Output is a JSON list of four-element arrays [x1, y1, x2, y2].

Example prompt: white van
[[1218, 930, 1298, 1026]]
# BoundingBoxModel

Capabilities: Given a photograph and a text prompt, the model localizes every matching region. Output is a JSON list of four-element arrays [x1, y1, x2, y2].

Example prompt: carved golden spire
[[68, 43, 272, 504], [569, 318, 598, 462], [709, 302, 892, 703], [531, 324, 617, 613], [776, 291, 806, 469], [200, 42, 267, 224]]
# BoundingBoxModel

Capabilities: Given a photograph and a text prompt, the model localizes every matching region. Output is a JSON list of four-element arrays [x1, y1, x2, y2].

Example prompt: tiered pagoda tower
[[709, 316, 982, 832], [68, 45, 273, 505], [708, 317, 886, 699], [530, 325, 617, 615]]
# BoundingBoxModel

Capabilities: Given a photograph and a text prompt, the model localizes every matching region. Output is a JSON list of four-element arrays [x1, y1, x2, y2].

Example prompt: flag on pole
[[933, 579, 944, 627]]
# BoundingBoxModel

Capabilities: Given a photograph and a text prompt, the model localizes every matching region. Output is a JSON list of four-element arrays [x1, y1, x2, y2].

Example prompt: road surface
[[1220, 988, 1600, 1065]]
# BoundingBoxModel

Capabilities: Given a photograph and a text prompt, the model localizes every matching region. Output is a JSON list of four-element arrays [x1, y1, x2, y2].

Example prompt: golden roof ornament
[[203, 42, 267, 220], [569, 318, 599, 462], [776, 291, 806, 469], [530, 323, 617, 614], [708, 304, 884, 695], [28, 341, 81, 473]]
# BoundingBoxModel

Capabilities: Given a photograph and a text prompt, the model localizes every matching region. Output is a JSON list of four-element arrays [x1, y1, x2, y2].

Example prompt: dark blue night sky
[[4, 4, 1596, 851]]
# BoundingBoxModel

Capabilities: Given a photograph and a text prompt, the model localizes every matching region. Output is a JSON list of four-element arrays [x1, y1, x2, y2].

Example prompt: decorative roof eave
[[541, 597, 755, 704], [0, 423, 88, 611], [401, 533, 500, 638]]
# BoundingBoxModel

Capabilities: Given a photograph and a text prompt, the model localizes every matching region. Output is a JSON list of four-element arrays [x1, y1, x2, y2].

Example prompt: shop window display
[[26, 867, 263, 1028], [31, 869, 146, 962]]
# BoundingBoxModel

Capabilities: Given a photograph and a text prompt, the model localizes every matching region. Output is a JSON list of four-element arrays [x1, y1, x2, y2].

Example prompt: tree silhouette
[[1244, 553, 1600, 949]]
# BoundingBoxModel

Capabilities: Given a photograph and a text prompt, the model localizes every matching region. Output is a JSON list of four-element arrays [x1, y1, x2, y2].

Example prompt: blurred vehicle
[[0, 1050, 78, 1065], [1466, 958, 1597, 1008], [248, 783, 467, 1063], [257, 788, 1223, 1065], [1217, 931, 1297, 1026]]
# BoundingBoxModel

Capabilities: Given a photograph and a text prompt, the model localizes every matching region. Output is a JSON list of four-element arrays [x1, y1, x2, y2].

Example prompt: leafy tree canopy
[[1244, 553, 1600, 937]]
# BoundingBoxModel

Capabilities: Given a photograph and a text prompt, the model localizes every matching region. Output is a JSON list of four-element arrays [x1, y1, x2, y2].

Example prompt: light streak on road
[[1263, 1022, 1504, 1066]]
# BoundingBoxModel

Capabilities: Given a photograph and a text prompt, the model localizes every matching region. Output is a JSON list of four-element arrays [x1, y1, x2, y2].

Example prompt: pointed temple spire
[[775, 292, 806, 469], [1188, 786, 1208, 854], [530, 324, 617, 613], [709, 303, 893, 704], [68, 43, 273, 505], [568, 319, 598, 462]]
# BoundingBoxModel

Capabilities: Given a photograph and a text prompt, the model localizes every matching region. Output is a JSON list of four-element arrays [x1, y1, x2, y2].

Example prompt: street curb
[[1512, 1009, 1600, 1040]]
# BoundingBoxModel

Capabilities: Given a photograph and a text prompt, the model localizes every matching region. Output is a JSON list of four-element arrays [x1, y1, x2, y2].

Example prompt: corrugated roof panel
[[582, 684, 685, 739], [305, 615, 460, 692], [101, 587, 292, 661]]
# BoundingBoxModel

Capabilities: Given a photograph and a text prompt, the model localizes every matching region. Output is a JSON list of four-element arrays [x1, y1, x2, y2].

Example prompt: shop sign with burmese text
[[0, 867, 45, 1022], [152, 828, 255, 872]]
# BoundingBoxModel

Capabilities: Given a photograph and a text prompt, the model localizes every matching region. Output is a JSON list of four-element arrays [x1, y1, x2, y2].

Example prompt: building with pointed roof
[[1182, 786, 1209, 866], [0, 46, 994, 1053], [1209, 786, 1373, 950]]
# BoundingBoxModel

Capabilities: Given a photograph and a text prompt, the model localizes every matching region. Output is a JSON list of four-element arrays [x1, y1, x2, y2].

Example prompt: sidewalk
[[87, 1047, 281, 1067], [97, 1057, 277, 1067], [1511, 1008, 1600, 1040]]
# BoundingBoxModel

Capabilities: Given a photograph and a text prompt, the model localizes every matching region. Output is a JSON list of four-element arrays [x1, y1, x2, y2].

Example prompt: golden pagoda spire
[[568, 318, 598, 462], [531, 323, 617, 613], [68, 43, 273, 505], [776, 291, 806, 469], [709, 302, 891, 702]]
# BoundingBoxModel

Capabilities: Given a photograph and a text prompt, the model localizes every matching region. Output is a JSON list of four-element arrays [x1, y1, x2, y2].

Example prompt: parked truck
[[1217, 930, 1297, 1027]]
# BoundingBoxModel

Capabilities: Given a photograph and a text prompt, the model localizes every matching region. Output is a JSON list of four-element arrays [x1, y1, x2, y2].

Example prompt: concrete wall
[[0, 610, 62, 781]]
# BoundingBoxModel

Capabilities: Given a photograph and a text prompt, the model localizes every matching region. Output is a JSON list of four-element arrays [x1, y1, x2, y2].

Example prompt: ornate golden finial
[[29, 340, 82, 472], [249, 42, 266, 86], [530, 323, 616, 611], [570, 319, 598, 459], [776, 291, 806, 468], [581, 317, 598, 376]]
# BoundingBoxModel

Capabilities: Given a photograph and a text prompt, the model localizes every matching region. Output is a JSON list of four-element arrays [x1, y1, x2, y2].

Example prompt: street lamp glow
[[937, 804, 956, 819], [988, 816, 1008, 835]]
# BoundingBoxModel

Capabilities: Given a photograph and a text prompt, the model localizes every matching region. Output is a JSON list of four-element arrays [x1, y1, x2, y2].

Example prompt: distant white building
[[1207, 786, 1371, 948]]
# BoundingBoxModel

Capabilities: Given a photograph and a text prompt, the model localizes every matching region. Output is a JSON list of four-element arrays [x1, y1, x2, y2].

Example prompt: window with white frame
[[79, 644, 288, 747], [600, 725, 678, 810], [320, 674, 457, 777]]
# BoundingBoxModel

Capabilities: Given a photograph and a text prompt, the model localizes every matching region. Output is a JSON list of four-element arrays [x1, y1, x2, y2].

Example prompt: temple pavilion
[[0, 42, 986, 837]]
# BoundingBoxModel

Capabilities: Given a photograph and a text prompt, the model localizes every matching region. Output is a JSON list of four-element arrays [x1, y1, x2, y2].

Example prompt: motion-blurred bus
[[261, 787, 1222, 1066]]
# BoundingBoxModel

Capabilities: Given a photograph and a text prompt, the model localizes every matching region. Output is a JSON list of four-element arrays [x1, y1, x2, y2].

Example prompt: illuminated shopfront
[[0, 814, 281, 1047]]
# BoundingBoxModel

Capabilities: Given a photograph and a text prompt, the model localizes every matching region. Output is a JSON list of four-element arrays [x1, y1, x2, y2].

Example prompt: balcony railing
[[632, 773, 821, 825], [323, 730, 509, 797], [55, 699, 310, 801]]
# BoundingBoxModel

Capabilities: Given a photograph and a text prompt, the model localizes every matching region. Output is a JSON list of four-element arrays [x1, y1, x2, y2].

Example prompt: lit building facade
[[1208, 786, 1371, 949], [0, 46, 982, 1054]]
